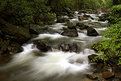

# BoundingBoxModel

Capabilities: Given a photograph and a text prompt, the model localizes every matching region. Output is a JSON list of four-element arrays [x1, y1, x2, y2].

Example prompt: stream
[[0, 11, 108, 81]]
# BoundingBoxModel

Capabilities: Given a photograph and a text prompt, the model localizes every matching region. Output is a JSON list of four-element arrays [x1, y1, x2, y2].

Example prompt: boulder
[[29, 24, 43, 34], [87, 74, 98, 80], [83, 14, 91, 18], [59, 44, 70, 52], [93, 63, 104, 73], [76, 22, 89, 30], [87, 27, 99, 36], [56, 16, 69, 23], [80, 10, 87, 14], [30, 24, 58, 34], [102, 71, 115, 79], [0, 18, 30, 44], [61, 27, 78, 37], [98, 13, 109, 21], [78, 16, 88, 21], [0, 39, 23, 55], [7, 42, 23, 55], [61, 22, 78, 37], [33, 40, 51, 52], [102, 65, 115, 79], [58, 43, 81, 52], [67, 21, 77, 29], [69, 43, 81, 53]]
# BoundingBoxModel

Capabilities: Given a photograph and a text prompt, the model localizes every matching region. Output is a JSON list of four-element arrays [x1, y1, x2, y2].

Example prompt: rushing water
[[0, 11, 108, 81]]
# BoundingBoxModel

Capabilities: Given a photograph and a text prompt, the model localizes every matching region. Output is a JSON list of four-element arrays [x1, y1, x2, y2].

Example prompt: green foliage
[[74, 0, 113, 9], [102, 0, 113, 8], [48, 0, 75, 11], [111, 5, 121, 17], [108, 5, 121, 23], [0, 0, 56, 25], [92, 23, 121, 65]]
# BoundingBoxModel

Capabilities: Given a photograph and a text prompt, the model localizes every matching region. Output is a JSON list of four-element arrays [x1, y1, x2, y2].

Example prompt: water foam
[[0, 44, 94, 81], [34, 33, 68, 40]]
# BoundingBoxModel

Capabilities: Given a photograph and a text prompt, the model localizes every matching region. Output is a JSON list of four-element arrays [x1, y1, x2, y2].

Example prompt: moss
[[37, 21, 44, 26]]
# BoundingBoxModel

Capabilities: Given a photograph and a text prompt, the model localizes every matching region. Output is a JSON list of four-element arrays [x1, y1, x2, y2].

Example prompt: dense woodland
[[0, 0, 121, 80]]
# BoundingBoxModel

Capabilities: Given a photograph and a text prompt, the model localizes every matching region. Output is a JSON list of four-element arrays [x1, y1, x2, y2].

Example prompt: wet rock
[[87, 27, 99, 36], [0, 18, 30, 44], [0, 19, 30, 44], [98, 13, 109, 21], [56, 16, 69, 23], [102, 65, 115, 79], [67, 21, 77, 29], [83, 14, 91, 18], [30, 24, 58, 34], [59, 44, 70, 52], [61, 27, 78, 37], [78, 16, 88, 21], [87, 74, 98, 80], [58, 43, 81, 52], [103, 65, 113, 72], [76, 22, 89, 30], [0, 39, 23, 55], [93, 63, 104, 73], [79, 10, 87, 14], [32, 50, 45, 56], [102, 71, 115, 79], [8, 43, 23, 54], [84, 22, 108, 28], [7, 42, 23, 55], [29, 24, 44, 34], [33, 40, 51, 52], [62, 22, 78, 37], [69, 43, 80, 53]]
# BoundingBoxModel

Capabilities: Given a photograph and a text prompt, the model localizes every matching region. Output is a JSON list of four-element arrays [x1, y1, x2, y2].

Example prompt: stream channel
[[0, 11, 108, 81]]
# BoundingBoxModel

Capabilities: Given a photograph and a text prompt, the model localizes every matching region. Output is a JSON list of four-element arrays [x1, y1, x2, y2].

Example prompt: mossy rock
[[0, 18, 30, 43]]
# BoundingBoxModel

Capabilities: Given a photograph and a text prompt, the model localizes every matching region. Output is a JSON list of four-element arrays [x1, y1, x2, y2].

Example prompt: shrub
[[108, 5, 121, 23], [0, 0, 56, 26], [92, 23, 121, 65]]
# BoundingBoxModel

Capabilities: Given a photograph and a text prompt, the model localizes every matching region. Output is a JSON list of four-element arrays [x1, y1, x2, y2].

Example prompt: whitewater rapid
[[0, 11, 108, 81]]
